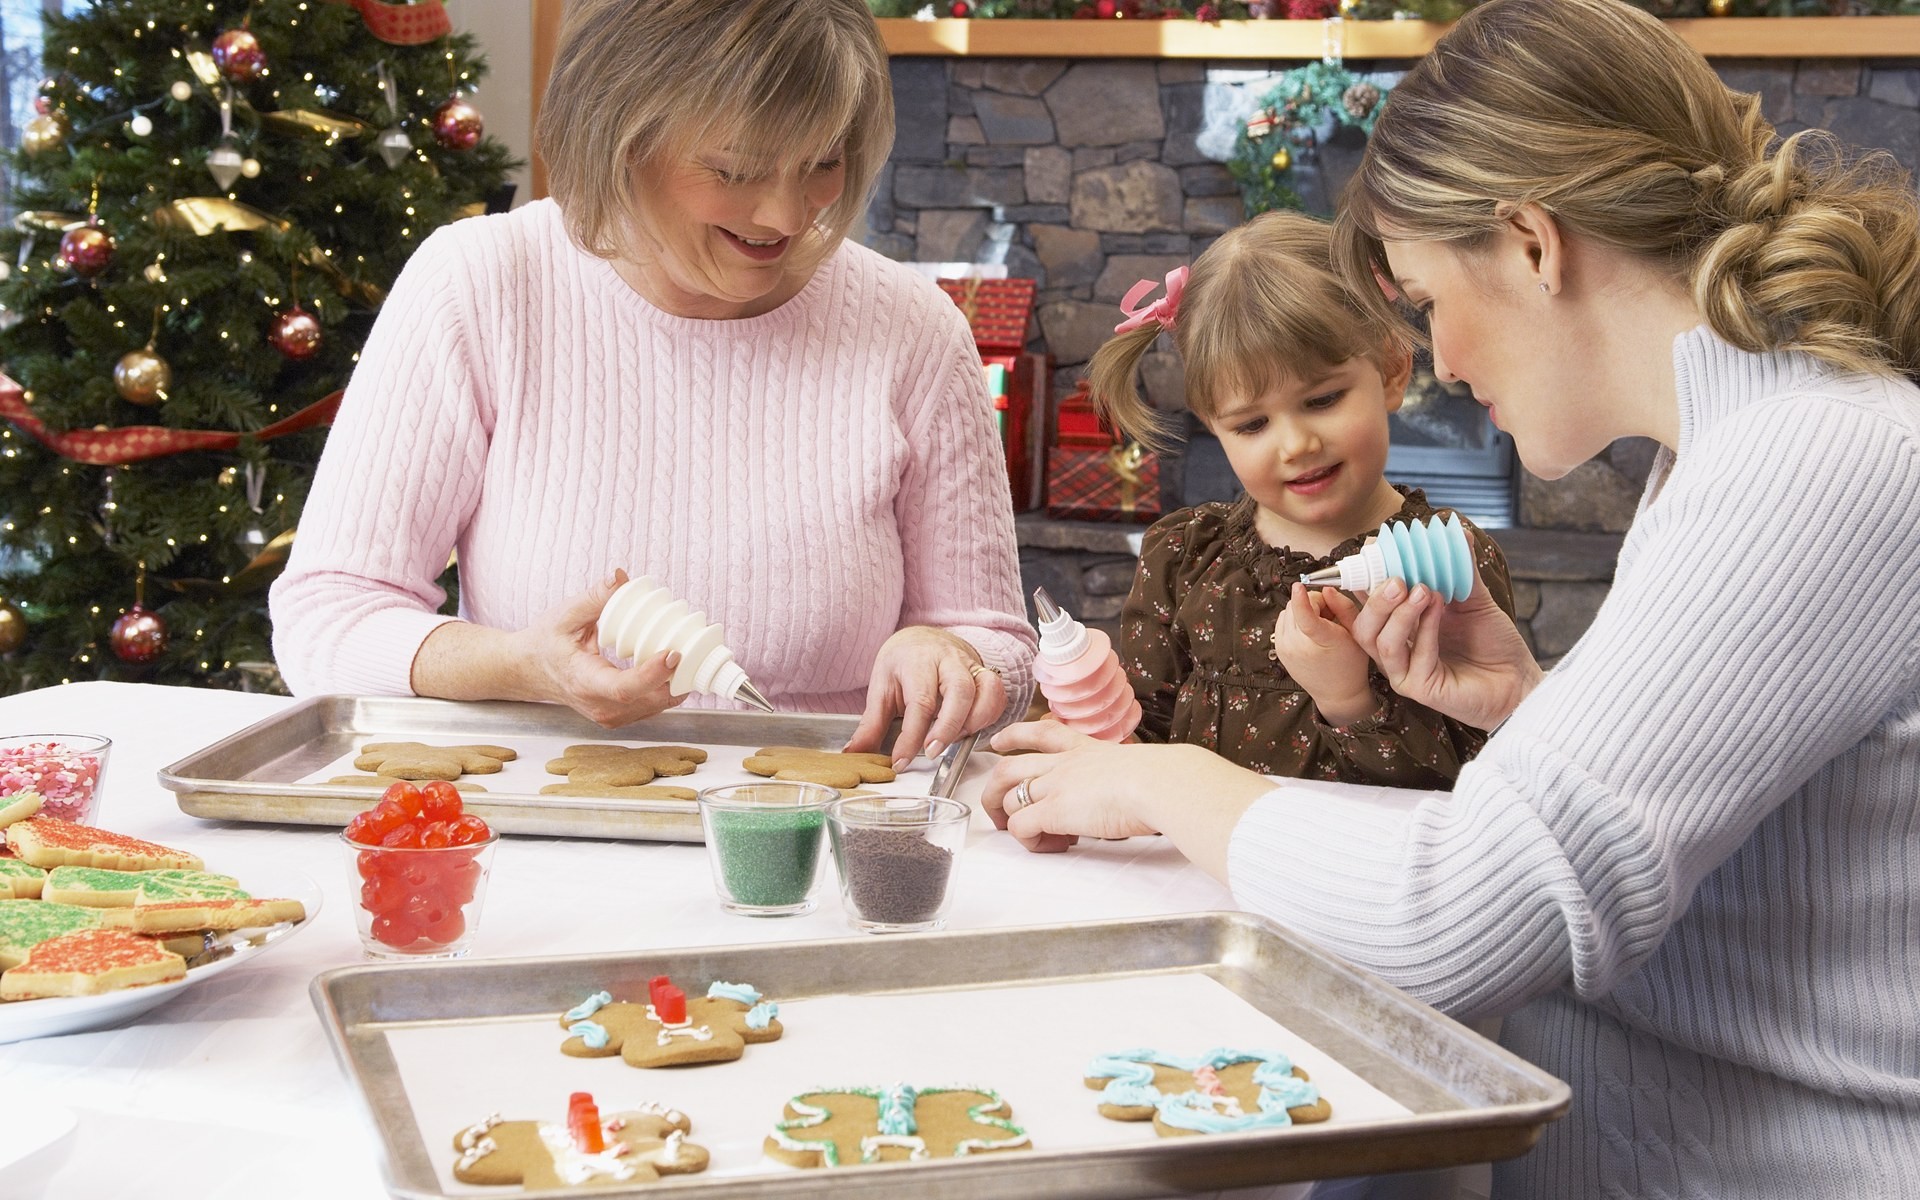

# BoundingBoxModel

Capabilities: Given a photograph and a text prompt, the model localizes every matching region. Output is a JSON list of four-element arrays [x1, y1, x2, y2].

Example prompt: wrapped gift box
[[938, 277, 1045, 511], [1047, 441, 1162, 524], [1045, 379, 1162, 524]]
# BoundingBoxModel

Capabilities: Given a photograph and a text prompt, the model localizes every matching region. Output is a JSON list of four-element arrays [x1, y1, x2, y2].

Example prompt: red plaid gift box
[[1046, 441, 1161, 524]]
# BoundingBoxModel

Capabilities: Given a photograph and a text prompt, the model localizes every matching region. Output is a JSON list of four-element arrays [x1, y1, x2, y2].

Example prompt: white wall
[[449, 1, 533, 206]]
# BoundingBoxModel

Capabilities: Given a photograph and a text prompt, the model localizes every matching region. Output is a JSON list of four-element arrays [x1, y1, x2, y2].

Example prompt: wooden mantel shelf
[[878, 14, 1920, 58]]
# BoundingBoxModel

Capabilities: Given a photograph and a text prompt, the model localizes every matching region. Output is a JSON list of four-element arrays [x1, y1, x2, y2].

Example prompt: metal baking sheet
[[158, 695, 976, 842], [312, 911, 1568, 1199]]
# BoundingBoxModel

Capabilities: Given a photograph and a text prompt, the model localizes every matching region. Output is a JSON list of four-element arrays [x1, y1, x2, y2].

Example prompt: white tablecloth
[[1, 682, 1338, 1199]]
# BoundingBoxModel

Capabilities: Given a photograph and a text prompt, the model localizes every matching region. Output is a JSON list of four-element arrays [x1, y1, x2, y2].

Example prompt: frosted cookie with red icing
[[452, 1092, 708, 1189], [559, 978, 782, 1067], [6, 817, 203, 871], [0, 927, 186, 1000]]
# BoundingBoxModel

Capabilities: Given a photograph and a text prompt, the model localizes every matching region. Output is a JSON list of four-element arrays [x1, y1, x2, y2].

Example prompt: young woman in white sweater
[[984, 0, 1920, 1195]]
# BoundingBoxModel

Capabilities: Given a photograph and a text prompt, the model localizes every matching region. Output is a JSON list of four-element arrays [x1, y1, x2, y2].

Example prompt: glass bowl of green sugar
[[697, 781, 838, 916]]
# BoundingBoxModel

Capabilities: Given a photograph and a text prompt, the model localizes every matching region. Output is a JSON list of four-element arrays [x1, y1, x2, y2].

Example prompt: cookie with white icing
[[558, 979, 782, 1067], [765, 1083, 1030, 1168], [451, 1099, 707, 1189], [1084, 1047, 1331, 1137]]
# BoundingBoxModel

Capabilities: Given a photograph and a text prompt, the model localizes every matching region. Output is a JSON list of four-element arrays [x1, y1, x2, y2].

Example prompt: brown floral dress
[[1121, 487, 1515, 789]]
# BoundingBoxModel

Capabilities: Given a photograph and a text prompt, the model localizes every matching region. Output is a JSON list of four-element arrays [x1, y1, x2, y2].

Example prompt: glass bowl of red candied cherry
[[340, 780, 497, 960]]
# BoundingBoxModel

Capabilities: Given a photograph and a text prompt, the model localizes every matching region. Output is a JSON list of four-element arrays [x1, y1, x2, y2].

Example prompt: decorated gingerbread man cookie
[[765, 1083, 1031, 1167], [1084, 1047, 1330, 1136], [558, 978, 782, 1067], [452, 1093, 708, 1189]]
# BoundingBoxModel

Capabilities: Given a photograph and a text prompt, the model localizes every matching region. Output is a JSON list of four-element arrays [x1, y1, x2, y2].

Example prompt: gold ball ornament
[[1707, 0, 1732, 12], [113, 347, 172, 407], [0, 599, 24, 655], [240, 158, 261, 179], [1270, 146, 1292, 172], [21, 111, 66, 155]]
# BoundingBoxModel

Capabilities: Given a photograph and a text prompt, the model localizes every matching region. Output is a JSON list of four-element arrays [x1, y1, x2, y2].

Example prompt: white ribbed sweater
[[1230, 328, 1920, 1198], [270, 200, 1036, 713]]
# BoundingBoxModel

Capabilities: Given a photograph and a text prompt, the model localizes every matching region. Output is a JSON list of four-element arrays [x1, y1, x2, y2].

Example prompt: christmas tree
[[0, 0, 515, 693]]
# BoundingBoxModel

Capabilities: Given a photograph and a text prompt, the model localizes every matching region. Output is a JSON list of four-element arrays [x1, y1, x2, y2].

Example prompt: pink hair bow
[[1114, 266, 1189, 335]]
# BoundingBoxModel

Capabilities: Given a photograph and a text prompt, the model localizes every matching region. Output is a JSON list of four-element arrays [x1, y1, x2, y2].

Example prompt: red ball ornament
[[109, 605, 168, 664], [269, 306, 323, 360], [1284, 0, 1340, 16], [58, 225, 114, 278], [430, 95, 484, 152], [32, 95, 51, 115], [211, 28, 266, 83], [1195, 2, 1219, 18], [950, 0, 971, 13], [1095, 0, 1118, 15]]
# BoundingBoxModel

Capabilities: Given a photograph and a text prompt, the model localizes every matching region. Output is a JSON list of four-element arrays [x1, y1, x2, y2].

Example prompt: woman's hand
[[1343, 572, 1542, 731], [846, 625, 1008, 769], [983, 721, 1273, 876], [514, 571, 687, 728], [1273, 584, 1376, 726]]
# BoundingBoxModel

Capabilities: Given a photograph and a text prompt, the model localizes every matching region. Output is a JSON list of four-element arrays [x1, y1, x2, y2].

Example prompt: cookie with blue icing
[[558, 981, 783, 1067], [1084, 1047, 1331, 1137], [764, 1083, 1030, 1168]]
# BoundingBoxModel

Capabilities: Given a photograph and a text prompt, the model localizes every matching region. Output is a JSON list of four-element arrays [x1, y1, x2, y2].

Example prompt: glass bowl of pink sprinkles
[[0, 735, 111, 825]]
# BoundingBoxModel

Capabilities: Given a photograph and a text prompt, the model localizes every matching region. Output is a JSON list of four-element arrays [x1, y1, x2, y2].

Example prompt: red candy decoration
[[567, 1093, 606, 1154], [345, 785, 492, 951], [656, 984, 687, 1025], [648, 974, 671, 1010]]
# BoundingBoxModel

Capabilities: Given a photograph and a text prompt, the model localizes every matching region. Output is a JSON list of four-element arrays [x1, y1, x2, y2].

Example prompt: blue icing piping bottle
[[1299, 514, 1475, 603]]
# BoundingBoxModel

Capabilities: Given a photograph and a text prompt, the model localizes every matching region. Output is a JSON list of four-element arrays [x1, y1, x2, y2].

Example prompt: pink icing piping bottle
[[1031, 587, 1141, 742]]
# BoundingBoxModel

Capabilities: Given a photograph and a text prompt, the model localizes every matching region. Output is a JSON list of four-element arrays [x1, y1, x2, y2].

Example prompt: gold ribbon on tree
[[151, 198, 386, 306]]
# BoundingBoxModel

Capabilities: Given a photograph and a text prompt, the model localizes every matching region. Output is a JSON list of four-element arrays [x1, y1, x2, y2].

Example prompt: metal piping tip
[[1299, 565, 1345, 588], [1032, 586, 1062, 624], [734, 679, 775, 714]]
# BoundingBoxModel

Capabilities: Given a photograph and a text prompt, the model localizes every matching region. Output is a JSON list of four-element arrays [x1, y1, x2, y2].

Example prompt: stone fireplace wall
[[867, 54, 1920, 658]]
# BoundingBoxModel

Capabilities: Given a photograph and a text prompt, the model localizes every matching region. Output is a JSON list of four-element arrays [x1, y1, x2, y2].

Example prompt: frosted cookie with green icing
[[0, 788, 43, 828], [0, 858, 47, 899], [1084, 1048, 1331, 1137], [43, 866, 247, 908], [764, 1084, 1030, 1168], [0, 897, 103, 969]]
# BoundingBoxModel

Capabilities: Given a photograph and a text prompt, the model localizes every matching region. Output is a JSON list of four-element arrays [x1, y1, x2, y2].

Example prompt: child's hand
[[1273, 583, 1377, 727]]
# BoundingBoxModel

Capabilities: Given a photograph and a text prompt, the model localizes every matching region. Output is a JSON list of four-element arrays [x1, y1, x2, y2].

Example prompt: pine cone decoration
[[1342, 81, 1382, 121]]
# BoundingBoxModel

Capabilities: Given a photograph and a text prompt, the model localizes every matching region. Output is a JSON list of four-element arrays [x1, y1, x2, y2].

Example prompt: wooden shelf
[[878, 14, 1920, 58]]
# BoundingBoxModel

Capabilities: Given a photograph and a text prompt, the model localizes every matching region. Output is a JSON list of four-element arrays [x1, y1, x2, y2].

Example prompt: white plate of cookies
[[0, 810, 321, 1044]]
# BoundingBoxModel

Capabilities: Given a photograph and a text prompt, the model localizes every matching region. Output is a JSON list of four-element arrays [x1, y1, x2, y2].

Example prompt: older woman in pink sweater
[[269, 0, 1034, 766]]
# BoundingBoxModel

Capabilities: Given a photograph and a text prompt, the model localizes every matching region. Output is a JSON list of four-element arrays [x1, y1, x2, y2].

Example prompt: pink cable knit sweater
[[270, 199, 1036, 714]]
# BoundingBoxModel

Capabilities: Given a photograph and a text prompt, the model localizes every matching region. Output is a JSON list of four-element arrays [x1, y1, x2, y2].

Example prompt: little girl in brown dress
[[1085, 212, 1514, 788]]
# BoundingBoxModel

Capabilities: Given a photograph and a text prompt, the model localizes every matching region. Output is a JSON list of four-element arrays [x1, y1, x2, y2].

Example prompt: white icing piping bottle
[[595, 576, 774, 713]]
